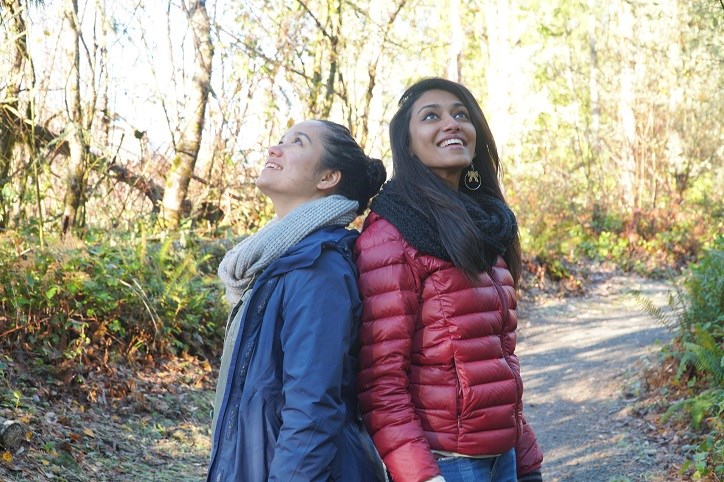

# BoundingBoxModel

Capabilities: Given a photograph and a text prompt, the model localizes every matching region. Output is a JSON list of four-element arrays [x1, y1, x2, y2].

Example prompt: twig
[[0, 325, 24, 339]]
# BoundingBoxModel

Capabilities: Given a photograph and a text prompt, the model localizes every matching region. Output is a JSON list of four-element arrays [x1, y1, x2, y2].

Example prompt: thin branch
[[295, 0, 331, 39]]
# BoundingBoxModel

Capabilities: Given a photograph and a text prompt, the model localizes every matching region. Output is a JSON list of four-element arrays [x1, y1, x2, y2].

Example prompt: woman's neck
[[270, 193, 327, 219]]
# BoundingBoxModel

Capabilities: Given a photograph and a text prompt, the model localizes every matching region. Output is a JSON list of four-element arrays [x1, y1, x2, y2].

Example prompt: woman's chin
[[255, 175, 271, 192]]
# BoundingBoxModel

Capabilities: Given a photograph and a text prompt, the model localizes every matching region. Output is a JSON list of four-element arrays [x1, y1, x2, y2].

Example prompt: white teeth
[[265, 162, 281, 170], [439, 138, 463, 147]]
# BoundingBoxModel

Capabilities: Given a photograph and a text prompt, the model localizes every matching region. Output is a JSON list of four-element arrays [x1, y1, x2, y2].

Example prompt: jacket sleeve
[[267, 249, 356, 482], [354, 221, 441, 482], [494, 262, 543, 477], [507, 347, 543, 475], [515, 412, 543, 476]]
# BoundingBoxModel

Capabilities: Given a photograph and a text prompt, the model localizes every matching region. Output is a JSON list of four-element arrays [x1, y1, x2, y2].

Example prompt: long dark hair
[[389, 78, 522, 287], [316, 120, 387, 215]]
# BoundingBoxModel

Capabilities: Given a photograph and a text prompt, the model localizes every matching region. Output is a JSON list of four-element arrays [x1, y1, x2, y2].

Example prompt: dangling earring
[[464, 159, 482, 190]]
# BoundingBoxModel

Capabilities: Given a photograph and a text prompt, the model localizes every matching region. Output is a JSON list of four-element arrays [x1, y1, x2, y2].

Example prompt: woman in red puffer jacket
[[354, 78, 543, 482]]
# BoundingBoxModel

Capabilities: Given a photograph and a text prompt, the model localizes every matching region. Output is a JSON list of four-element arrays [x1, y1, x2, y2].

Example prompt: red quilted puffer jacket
[[354, 212, 543, 482]]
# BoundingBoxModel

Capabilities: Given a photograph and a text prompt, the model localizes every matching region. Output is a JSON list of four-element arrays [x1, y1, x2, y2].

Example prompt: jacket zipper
[[453, 359, 462, 431]]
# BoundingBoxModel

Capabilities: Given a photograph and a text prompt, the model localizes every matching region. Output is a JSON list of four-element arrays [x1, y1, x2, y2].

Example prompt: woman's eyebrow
[[417, 104, 440, 115], [294, 132, 312, 143], [279, 132, 312, 144], [416, 102, 466, 115]]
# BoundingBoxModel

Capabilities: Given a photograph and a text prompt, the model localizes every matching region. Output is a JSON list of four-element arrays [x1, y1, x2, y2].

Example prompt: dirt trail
[[518, 274, 684, 482]]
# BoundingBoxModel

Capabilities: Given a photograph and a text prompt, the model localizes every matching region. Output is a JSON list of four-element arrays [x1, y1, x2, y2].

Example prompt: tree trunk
[[446, 0, 463, 82], [0, 0, 33, 229], [664, 0, 686, 201], [482, 0, 513, 155], [61, 0, 86, 236], [357, 0, 407, 148], [586, 0, 605, 209], [588, 0, 600, 149], [617, 0, 638, 212], [321, 0, 341, 118], [160, 0, 213, 228], [95, 0, 111, 150]]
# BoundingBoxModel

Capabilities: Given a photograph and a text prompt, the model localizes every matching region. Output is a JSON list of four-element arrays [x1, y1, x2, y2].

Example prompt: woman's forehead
[[412, 89, 464, 108], [287, 120, 323, 135]]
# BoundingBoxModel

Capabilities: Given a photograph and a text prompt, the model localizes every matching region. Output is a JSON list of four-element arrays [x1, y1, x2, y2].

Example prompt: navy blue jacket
[[207, 226, 385, 482]]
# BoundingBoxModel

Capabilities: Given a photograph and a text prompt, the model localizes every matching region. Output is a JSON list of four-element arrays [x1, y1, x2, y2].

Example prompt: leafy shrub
[[638, 235, 723, 479], [0, 229, 227, 366], [513, 165, 721, 279]]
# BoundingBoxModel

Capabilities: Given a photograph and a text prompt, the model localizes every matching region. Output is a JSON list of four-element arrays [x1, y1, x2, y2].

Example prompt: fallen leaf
[[82, 428, 95, 438], [2, 451, 12, 463]]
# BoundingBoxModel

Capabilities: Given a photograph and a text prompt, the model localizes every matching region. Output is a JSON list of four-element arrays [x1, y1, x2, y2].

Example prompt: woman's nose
[[268, 145, 282, 156], [442, 114, 461, 131]]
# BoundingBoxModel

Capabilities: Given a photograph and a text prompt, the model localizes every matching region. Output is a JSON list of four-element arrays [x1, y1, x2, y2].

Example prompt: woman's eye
[[422, 112, 438, 121], [293, 137, 302, 145], [454, 111, 469, 119]]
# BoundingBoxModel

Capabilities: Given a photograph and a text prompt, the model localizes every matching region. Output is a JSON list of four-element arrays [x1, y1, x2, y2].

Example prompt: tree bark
[[358, 0, 407, 148], [446, 0, 463, 83], [61, 0, 87, 236], [617, 0, 638, 212], [160, 0, 213, 228], [483, 0, 513, 155], [0, 0, 34, 228], [1, 104, 167, 208], [94, 0, 111, 148]]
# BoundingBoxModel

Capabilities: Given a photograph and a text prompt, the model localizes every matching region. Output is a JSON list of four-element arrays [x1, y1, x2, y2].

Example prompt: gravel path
[[517, 274, 686, 482]]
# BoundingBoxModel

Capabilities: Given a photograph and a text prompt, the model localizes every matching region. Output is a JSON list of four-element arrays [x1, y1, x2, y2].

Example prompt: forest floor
[[0, 271, 691, 482]]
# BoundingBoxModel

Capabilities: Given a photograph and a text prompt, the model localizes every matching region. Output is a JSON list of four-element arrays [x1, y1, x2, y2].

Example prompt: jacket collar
[[259, 226, 357, 281]]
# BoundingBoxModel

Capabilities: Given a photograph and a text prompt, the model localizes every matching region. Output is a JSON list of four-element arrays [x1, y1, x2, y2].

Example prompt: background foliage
[[0, 1, 722, 475], [0, 0, 720, 360]]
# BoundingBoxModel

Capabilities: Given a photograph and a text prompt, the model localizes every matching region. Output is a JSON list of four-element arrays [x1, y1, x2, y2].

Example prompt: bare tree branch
[[295, 0, 331, 40]]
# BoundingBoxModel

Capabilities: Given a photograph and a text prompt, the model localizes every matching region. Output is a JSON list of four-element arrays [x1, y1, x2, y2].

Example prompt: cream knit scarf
[[217, 194, 359, 308]]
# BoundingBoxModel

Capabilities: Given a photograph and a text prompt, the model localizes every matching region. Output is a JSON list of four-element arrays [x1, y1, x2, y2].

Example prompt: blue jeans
[[436, 448, 516, 482]]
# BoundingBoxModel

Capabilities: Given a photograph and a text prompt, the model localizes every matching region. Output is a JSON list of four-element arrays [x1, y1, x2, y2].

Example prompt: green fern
[[680, 341, 724, 386], [641, 238, 724, 476], [631, 288, 685, 333], [662, 388, 724, 430]]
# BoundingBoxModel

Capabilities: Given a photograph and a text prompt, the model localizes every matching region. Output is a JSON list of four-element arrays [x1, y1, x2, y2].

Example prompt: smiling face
[[408, 89, 477, 188], [256, 120, 340, 217]]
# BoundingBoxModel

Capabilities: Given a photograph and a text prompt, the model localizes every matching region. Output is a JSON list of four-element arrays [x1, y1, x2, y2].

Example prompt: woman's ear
[[316, 169, 342, 192]]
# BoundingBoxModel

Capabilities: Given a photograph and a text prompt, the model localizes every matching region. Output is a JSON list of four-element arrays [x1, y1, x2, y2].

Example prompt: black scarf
[[370, 178, 517, 271]]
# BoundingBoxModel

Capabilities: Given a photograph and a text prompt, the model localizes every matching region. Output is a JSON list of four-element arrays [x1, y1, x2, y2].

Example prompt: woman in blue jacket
[[208, 119, 387, 482]]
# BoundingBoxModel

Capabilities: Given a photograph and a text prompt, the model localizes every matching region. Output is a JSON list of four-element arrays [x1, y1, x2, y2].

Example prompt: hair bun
[[366, 158, 387, 196]]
